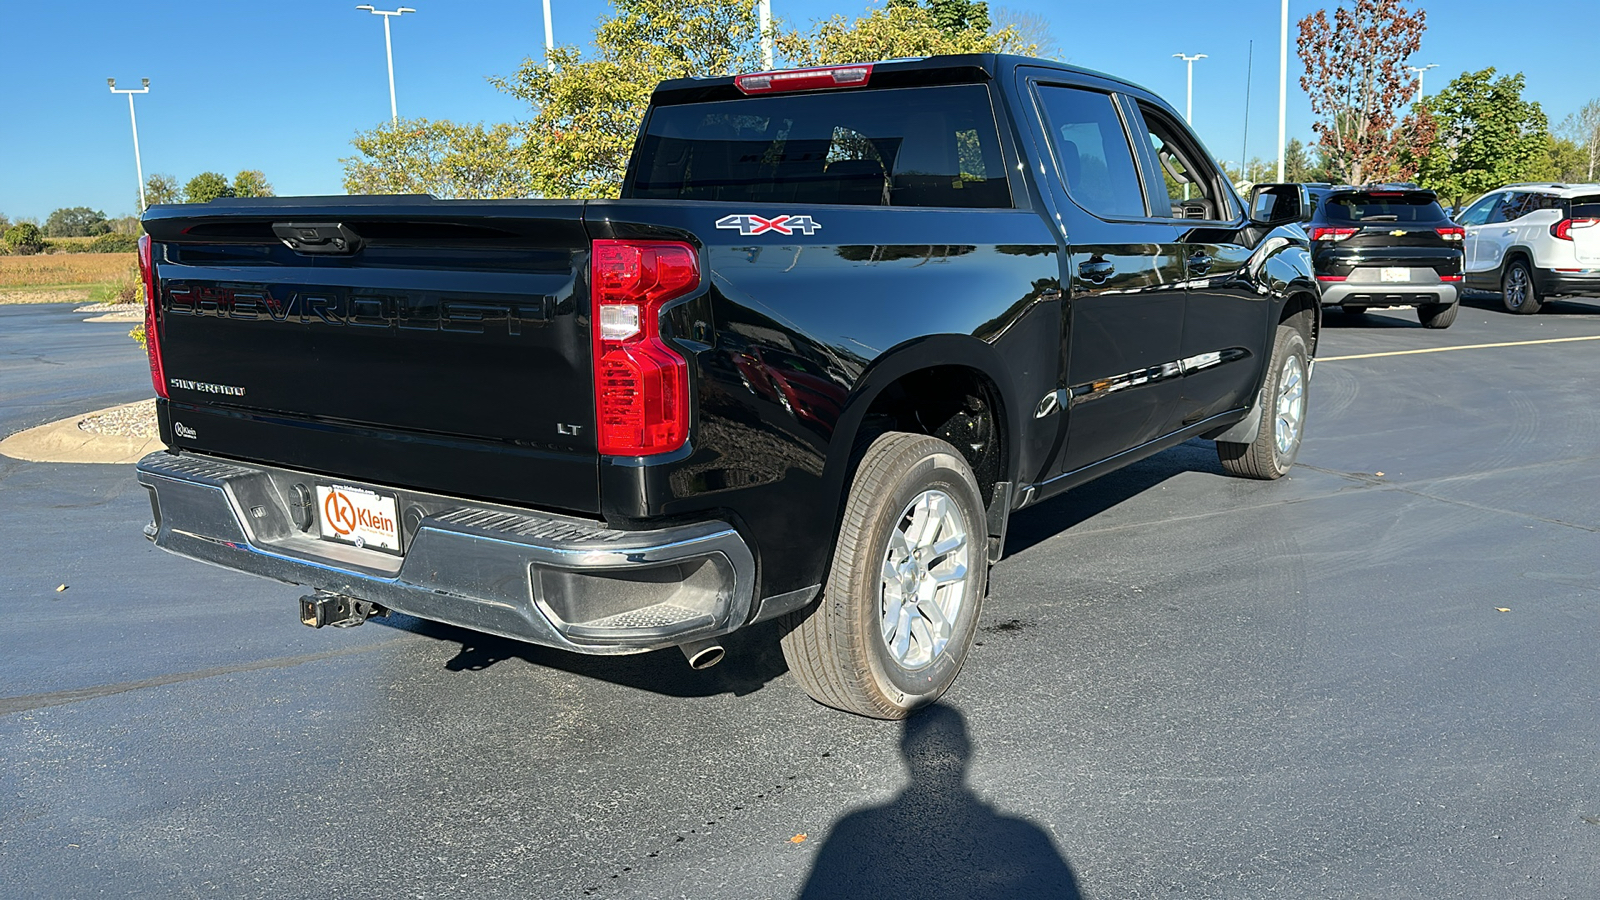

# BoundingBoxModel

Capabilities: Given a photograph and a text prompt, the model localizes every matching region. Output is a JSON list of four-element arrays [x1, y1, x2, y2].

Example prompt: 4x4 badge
[[715, 214, 821, 236]]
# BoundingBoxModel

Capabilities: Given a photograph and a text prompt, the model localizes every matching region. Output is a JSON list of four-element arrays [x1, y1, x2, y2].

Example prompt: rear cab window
[[627, 84, 1011, 208]]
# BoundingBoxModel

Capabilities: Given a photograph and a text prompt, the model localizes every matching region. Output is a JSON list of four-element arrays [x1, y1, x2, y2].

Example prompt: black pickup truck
[[134, 54, 1318, 719]]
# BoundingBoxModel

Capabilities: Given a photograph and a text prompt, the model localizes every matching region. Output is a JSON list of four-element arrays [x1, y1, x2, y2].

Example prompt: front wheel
[[1216, 324, 1310, 480], [1418, 300, 1459, 329], [1502, 261, 1542, 314], [781, 432, 987, 719]]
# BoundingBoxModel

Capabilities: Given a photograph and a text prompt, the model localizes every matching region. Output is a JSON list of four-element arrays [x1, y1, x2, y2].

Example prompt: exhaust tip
[[680, 639, 725, 670]]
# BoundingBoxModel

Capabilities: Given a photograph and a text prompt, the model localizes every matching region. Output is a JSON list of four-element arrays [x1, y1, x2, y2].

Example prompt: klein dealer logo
[[322, 488, 395, 540], [715, 214, 822, 236]]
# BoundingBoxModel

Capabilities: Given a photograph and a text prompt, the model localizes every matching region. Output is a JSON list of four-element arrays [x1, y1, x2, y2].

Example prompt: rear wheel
[[1502, 260, 1542, 314], [1418, 300, 1459, 329], [781, 432, 987, 719], [1217, 324, 1309, 480]]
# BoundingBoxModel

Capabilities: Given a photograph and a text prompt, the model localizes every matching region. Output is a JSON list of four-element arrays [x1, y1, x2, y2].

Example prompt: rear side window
[[1321, 193, 1446, 223], [628, 85, 1010, 208], [1033, 86, 1147, 219]]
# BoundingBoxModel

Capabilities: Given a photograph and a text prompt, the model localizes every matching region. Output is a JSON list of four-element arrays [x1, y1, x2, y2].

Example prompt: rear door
[[1018, 73, 1189, 477], [1570, 196, 1600, 264], [1478, 192, 1532, 273]]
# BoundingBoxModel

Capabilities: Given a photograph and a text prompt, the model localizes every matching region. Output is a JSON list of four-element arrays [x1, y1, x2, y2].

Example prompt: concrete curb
[[0, 402, 163, 465]]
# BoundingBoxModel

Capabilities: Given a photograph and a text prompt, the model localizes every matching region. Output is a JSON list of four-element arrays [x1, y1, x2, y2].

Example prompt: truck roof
[[650, 53, 1163, 108]]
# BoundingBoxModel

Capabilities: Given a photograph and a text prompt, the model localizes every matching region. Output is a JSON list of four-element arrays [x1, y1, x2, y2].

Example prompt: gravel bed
[[78, 400, 158, 439], [75, 302, 141, 314]]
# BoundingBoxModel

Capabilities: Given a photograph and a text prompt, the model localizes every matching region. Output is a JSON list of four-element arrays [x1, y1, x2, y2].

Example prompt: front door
[[1126, 100, 1266, 426], [1018, 74, 1189, 478]]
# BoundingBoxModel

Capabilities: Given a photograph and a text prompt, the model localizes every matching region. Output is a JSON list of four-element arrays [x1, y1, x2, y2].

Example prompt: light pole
[[759, 0, 773, 69], [1173, 53, 1207, 125], [108, 78, 150, 212], [355, 5, 415, 124], [542, 0, 555, 72], [1407, 63, 1438, 99], [1277, 0, 1288, 182]]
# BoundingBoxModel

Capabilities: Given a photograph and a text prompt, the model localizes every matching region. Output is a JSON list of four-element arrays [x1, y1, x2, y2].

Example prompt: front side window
[[1134, 104, 1229, 220], [628, 84, 1010, 209], [1455, 193, 1499, 227], [1032, 85, 1146, 219]]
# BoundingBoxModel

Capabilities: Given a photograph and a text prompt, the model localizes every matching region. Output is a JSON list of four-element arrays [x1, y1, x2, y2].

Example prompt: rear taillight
[[1436, 227, 1465, 241], [1552, 218, 1599, 241], [1440, 274, 1464, 282], [1316, 275, 1348, 282], [591, 240, 699, 456], [138, 234, 168, 399], [734, 64, 873, 95], [1310, 227, 1358, 242]]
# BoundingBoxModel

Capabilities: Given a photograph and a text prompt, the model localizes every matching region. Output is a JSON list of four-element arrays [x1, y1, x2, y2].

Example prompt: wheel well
[[1279, 291, 1319, 353], [857, 366, 1007, 506]]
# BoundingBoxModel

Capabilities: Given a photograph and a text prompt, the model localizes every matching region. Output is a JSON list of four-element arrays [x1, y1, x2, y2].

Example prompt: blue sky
[[1, 0, 1592, 221]]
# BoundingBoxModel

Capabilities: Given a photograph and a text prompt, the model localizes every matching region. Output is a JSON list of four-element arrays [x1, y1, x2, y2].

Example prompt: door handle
[[1187, 253, 1213, 275], [1503, 228, 1517, 235], [1078, 259, 1115, 285]]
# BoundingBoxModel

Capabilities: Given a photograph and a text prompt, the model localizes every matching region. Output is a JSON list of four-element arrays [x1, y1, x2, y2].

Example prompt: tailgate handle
[[272, 222, 363, 255]]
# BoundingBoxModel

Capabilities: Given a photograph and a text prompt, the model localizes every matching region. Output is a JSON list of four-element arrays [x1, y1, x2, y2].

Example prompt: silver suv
[[1455, 183, 1600, 313]]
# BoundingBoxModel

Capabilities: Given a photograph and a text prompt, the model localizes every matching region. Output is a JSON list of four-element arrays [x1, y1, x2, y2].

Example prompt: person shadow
[[797, 703, 1083, 900]]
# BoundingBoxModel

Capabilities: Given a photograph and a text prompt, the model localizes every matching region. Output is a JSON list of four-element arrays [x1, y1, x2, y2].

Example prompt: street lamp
[[759, 0, 773, 70], [542, 0, 555, 72], [108, 78, 151, 212], [1172, 53, 1207, 125], [1278, 0, 1288, 182], [355, 5, 415, 124], [1407, 63, 1438, 98]]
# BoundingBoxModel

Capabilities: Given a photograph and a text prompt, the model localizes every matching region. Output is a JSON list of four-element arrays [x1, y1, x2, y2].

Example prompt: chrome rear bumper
[[135, 451, 755, 654]]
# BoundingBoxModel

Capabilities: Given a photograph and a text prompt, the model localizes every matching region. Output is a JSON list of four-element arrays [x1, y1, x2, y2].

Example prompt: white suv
[[1454, 183, 1600, 313]]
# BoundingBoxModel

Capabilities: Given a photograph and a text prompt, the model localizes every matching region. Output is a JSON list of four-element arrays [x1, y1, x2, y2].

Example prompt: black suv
[[1307, 185, 1464, 328]]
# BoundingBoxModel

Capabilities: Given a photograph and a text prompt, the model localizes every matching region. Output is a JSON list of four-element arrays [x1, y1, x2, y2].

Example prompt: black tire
[[1418, 300, 1459, 329], [1502, 260, 1542, 314], [1341, 305, 1368, 317], [1217, 324, 1310, 480], [780, 432, 988, 719]]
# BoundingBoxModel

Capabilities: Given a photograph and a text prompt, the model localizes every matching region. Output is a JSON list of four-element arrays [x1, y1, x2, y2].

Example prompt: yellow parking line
[[1320, 334, 1600, 362]]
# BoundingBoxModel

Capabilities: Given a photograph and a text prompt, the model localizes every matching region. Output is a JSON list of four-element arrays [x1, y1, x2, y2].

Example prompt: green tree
[[3, 223, 47, 255], [343, 119, 533, 198], [1411, 68, 1550, 209], [1283, 138, 1331, 183], [184, 171, 235, 204], [144, 173, 183, 206], [1538, 136, 1589, 183], [44, 206, 111, 237], [778, 0, 1029, 67], [1557, 98, 1599, 182], [491, 0, 764, 199], [232, 170, 275, 198], [0, 212, 11, 232], [894, 0, 990, 34]]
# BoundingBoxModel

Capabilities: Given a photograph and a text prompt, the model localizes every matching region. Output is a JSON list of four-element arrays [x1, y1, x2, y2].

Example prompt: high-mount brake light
[[1551, 218, 1599, 241], [1310, 227, 1358, 242], [138, 234, 168, 400], [1436, 226, 1465, 241], [590, 240, 699, 456], [734, 64, 874, 95]]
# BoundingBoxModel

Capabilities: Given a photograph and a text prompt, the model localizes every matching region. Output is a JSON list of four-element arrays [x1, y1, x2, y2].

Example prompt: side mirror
[[1248, 183, 1309, 226]]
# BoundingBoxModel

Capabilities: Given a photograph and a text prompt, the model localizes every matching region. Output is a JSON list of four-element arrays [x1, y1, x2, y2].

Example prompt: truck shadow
[[375, 614, 791, 697], [796, 702, 1083, 899], [1004, 438, 1224, 558]]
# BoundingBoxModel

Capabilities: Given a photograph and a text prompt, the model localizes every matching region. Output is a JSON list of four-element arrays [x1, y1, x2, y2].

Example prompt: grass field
[[0, 252, 136, 291]]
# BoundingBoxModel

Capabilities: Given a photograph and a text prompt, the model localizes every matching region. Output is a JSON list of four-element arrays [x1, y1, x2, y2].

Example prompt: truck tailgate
[[143, 200, 600, 514]]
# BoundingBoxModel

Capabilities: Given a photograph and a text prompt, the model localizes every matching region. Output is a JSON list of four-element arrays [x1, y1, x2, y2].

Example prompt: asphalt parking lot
[[3, 294, 1598, 899]]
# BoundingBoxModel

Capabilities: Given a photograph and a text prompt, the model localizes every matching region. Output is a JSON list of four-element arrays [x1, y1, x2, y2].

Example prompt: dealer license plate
[[1380, 267, 1410, 283], [316, 484, 402, 553]]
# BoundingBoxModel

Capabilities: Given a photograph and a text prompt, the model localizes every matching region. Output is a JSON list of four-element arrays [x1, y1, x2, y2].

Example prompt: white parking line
[[1320, 334, 1600, 362]]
